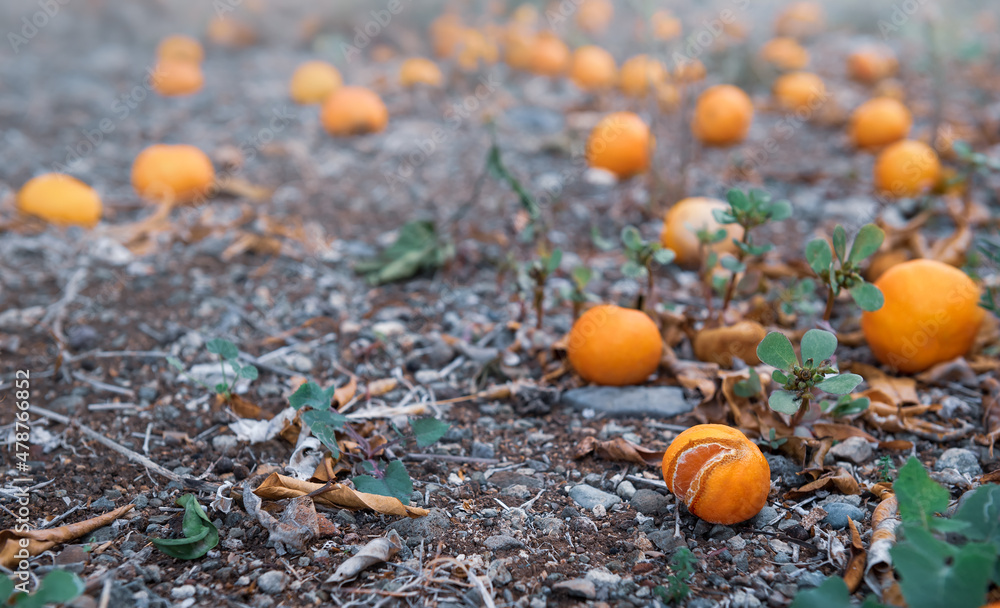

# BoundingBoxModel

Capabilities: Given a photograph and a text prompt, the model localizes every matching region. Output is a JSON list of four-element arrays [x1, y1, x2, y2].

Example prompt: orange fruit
[[849, 98, 911, 149], [656, 82, 681, 113], [530, 32, 570, 76], [619, 54, 666, 97], [320, 86, 388, 137], [156, 35, 204, 64], [861, 259, 984, 373], [569, 45, 616, 91], [847, 46, 898, 83], [692, 85, 754, 146], [206, 16, 256, 48], [651, 10, 681, 40], [399, 57, 443, 88], [289, 60, 342, 104], [132, 144, 215, 204], [662, 424, 770, 525], [151, 60, 204, 96], [16, 174, 102, 227], [503, 26, 535, 70], [567, 304, 663, 386], [511, 3, 539, 27], [774, 1, 824, 38], [456, 28, 499, 71], [759, 37, 809, 70], [772, 71, 826, 111], [874, 139, 940, 198], [661, 197, 744, 269], [430, 13, 464, 59], [576, 0, 613, 34], [585, 112, 652, 179], [673, 59, 706, 84]]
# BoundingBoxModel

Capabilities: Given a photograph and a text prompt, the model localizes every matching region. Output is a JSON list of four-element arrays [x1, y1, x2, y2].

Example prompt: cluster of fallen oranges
[[10, 2, 993, 526]]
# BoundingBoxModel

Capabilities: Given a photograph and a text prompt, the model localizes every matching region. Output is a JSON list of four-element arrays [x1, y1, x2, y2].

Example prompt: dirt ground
[[3, 1, 1000, 607]]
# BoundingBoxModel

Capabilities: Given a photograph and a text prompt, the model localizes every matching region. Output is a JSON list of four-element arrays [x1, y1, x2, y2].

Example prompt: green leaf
[[768, 390, 800, 414], [546, 249, 563, 274], [892, 526, 995, 608], [621, 260, 647, 279], [302, 410, 346, 459], [410, 417, 450, 448], [848, 224, 885, 264], [720, 256, 746, 273], [733, 368, 761, 398], [771, 369, 788, 384], [24, 570, 85, 606], [816, 373, 863, 395], [800, 329, 837, 365], [832, 225, 847, 262], [828, 396, 870, 417], [849, 282, 884, 312], [352, 460, 413, 504], [756, 332, 798, 370], [591, 227, 617, 251], [726, 188, 749, 212], [239, 364, 259, 380], [621, 226, 643, 251], [806, 239, 833, 275], [789, 577, 852, 608], [0, 575, 13, 602], [652, 248, 676, 265], [166, 356, 186, 371], [289, 382, 337, 411], [952, 484, 1000, 543], [711, 208, 736, 225], [151, 494, 219, 560], [895, 457, 950, 528], [768, 200, 793, 221], [206, 338, 239, 361], [355, 221, 453, 285], [214, 382, 229, 394], [571, 266, 593, 288]]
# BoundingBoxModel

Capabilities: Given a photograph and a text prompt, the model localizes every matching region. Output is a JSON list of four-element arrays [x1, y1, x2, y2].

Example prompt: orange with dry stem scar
[[661, 424, 770, 525]]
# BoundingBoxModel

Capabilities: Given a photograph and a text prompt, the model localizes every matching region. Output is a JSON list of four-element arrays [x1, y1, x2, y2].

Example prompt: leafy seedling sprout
[[167, 338, 258, 402], [713, 188, 792, 318], [620, 225, 676, 310], [805, 223, 885, 321], [756, 329, 868, 427], [521, 246, 561, 329], [0, 569, 85, 608], [565, 265, 597, 320]]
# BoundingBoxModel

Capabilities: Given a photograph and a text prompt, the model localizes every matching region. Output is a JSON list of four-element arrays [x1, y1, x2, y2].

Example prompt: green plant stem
[[534, 284, 544, 329], [719, 230, 751, 319], [822, 289, 836, 322], [790, 394, 811, 428], [646, 263, 656, 312]]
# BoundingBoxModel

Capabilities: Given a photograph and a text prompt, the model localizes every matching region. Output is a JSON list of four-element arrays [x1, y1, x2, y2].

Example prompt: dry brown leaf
[[844, 516, 867, 593], [669, 359, 718, 402], [0, 504, 134, 568], [217, 393, 266, 420], [915, 357, 978, 387], [865, 401, 974, 442], [366, 378, 399, 397], [243, 487, 335, 552], [975, 378, 1000, 456], [980, 470, 1000, 485], [785, 467, 860, 499], [335, 375, 358, 408], [845, 363, 918, 404], [812, 423, 877, 443], [220, 233, 282, 262], [216, 177, 272, 201], [325, 530, 403, 584], [927, 211, 972, 267], [877, 440, 914, 451], [692, 321, 767, 368], [865, 492, 899, 599], [573, 436, 664, 467], [254, 473, 428, 518]]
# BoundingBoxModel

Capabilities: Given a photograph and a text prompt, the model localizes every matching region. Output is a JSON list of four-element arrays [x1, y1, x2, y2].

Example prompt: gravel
[[629, 489, 670, 516], [568, 484, 621, 511]]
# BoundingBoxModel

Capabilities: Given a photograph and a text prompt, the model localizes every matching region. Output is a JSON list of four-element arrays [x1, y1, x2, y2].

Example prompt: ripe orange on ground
[[772, 71, 826, 111], [774, 2, 824, 38], [320, 86, 389, 137], [156, 35, 204, 64], [151, 60, 204, 96], [662, 424, 770, 525], [692, 85, 754, 146], [17, 174, 102, 227], [874, 139, 940, 198], [289, 60, 342, 104], [848, 98, 911, 149], [847, 46, 898, 83], [673, 59, 706, 84], [619, 54, 666, 98], [569, 45, 616, 91], [132, 145, 215, 204], [399, 58, 443, 88], [656, 82, 681, 113], [430, 13, 464, 59], [661, 197, 744, 269], [759, 37, 809, 70], [585, 112, 652, 179], [530, 32, 570, 76], [456, 28, 499, 71], [861, 259, 984, 373], [651, 10, 681, 40], [206, 16, 256, 48], [567, 304, 663, 386], [575, 0, 613, 34], [503, 26, 535, 70]]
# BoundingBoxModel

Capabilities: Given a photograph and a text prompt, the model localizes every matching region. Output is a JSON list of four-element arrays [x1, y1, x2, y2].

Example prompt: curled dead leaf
[[573, 436, 664, 467], [0, 504, 134, 568], [864, 492, 899, 599], [253, 473, 428, 517], [325, 530, 403, 584], [692, 321, 767, 368], [785, 466, 860, 499]]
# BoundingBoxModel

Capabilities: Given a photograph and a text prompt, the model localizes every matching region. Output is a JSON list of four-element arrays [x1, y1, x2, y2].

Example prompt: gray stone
[[257, 571, 287, 594], [829, 436, 873, 464], [50, 395, 85, 414], [535, 517, 564, 537], [501, 485, 533, 501], [629, 489, 670, 516], [727, 535, 747, 552], [798, 571, 827, 588], [387, 509, 451, 546], [170, 585, 196, 600], [752, 506, 779, 528], [765, 454, 802, 480], [212, 434, 239, 455], [822, 503, 865, 530], [730, 589, 762, 607], [552, 578, 596, 599], [646, 531, 686, 555], [484, 535, 524, 551], [489, 471, 544, 490], [936, 448, 982, 477], [568, 485, 621, 510], [584, 567, 621, 587], [561, 386, 696, 419], [488, 559, 512, 586], [90, 497, 116, 511], [616, 480, 637, 500], [471, 441, 495, 459]]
